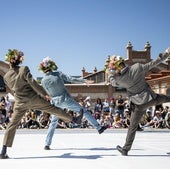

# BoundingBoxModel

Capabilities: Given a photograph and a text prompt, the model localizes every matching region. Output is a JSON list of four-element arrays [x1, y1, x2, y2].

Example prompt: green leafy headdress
[[38, 57, 58, 73]]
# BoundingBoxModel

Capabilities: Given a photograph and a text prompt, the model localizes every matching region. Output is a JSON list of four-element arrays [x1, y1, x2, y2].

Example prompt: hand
[[44, 95, 51, 101], [165, 47, 170, 54]]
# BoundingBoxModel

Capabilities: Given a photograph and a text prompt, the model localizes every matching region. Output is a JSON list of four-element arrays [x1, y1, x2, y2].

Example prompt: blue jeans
[[45, 98, 102, 146], [45, 115, 58, 146]]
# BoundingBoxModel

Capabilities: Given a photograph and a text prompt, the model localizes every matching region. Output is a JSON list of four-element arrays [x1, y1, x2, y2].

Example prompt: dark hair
[[119, 62, 126, 68], [0, 96, 5, 102], [11, 56, 22, 66]]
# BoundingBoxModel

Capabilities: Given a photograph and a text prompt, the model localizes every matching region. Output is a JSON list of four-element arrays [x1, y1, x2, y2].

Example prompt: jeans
[[45, 98, 101, 146], [45, 115, 58, 146]]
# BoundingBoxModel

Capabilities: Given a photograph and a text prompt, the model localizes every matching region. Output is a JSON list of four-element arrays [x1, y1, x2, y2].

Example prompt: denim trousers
[[45, 115, 58, 146], [45, 98, 101, 146]]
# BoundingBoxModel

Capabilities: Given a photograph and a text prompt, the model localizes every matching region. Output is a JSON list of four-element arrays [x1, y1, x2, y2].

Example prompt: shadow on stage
[[12, 153, 115, 160], [12, 153, 169, 160], [9, 147, 170, 159]]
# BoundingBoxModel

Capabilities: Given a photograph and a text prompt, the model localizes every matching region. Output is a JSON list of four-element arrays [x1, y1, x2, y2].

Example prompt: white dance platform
[[0, 128, 170, 169]]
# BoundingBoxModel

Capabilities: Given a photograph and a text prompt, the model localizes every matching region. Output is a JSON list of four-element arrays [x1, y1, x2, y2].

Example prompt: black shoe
[[44, 146, 50, 150], [137, 126, 144, 131], [74, 110, 84, 124], [98, 125, 108, 134], [116, 145, 128, 156], [0, 154, 9, 159]]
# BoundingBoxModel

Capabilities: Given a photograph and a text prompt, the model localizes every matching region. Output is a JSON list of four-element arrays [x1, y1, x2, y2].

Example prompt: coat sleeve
[[108, 73, 119, 87], [109, 76, 119, 87], [59, 71, 85, 84], [108, 69, 119, 87], [23, 66, 48, 96], [143, 52, 170, 72]]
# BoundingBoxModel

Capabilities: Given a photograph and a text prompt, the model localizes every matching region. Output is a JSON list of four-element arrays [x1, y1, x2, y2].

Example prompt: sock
[[1, 145, 7, 155]]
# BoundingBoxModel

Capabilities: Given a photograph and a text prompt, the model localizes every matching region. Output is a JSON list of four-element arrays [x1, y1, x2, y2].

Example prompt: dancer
[[38, 57, 108, 150], [0, 49, 79, 159], [107, 47, 170, 156]]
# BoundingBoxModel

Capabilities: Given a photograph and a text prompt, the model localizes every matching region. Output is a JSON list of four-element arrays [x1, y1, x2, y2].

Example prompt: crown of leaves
[[38, 57, 58, 73], [5, 49, 24, 64]]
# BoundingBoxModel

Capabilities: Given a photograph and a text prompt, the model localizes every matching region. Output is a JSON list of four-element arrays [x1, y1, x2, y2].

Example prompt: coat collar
[[120, 66, 129, 75]]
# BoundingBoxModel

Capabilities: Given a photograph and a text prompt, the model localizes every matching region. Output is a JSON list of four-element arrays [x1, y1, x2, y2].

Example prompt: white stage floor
[[0, 128, 170, 169]]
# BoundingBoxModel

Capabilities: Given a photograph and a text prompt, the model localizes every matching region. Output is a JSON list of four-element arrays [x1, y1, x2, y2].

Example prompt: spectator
[[94, 98, 103, 119], [165, 111, 170, 129], [102, 99, 110, 114], [29, 110, 41, 129], [161, 106, 169, 127], [5, 95, 12, 114], [0, 111, 6, 130], [123, 109, 131, 128], [112, 113, 125, 128], [4, 110, 13, 128], [0, 97, 6, 118], [144, 111, 163, 128], [39, 112, 51, 129], [109, 97, 115, 115], [57, 119, 67, 129], [84, 96, 92, 111], [115, 95, 125, 119]]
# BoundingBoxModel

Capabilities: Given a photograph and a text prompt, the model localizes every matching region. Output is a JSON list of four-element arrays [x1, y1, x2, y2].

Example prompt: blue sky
[[0, 0, 170, 78]]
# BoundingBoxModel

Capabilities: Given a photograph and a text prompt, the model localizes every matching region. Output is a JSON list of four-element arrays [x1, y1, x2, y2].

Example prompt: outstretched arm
[[109, 76, 119, 87], [143, 47, 170, 71], [107, 69, 119, 87], [59, 71, 86, 84]]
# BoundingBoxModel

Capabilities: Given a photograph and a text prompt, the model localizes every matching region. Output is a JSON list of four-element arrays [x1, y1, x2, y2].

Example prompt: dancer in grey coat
[[107, 48, 170, 156]]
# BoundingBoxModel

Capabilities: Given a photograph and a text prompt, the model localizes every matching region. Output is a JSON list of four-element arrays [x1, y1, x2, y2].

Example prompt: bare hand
[[45, 95, 51, 101], [165, 47, 170, 54]]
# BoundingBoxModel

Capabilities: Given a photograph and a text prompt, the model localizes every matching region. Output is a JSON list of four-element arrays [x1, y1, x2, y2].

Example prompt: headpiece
[[38, 57, 58, 73], [109, 55, 124, 69], [5, 49, 24, 65]]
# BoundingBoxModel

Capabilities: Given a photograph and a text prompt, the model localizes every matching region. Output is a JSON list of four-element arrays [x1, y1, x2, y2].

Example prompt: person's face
[[115, 67, 122, 74]]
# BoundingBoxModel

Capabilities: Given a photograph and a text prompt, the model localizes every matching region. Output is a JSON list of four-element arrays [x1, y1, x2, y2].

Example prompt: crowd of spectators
[[1, 94, 170, 130]]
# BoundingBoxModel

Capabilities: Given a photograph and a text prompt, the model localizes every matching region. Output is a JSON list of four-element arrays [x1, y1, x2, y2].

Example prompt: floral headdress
[[38, 57, 58, 73], [5, 49, 24, 65], [108, 55, 124, 69]]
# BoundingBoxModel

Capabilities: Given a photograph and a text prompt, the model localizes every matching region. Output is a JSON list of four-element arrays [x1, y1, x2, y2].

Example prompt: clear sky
[[0, 0, 170, 78]]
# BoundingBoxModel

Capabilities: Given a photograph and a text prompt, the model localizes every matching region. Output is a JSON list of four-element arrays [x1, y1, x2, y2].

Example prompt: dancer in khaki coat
[[0, 49, 76, 159]]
